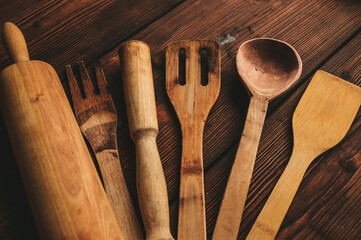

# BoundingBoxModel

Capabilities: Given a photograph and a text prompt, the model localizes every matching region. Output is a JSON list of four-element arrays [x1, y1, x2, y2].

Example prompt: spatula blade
[[246, 70, 361, 240], [293, 70, 361, 155]]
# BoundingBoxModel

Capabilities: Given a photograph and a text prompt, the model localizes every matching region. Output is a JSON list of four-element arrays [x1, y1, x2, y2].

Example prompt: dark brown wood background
[[0, 0, 360, 239]]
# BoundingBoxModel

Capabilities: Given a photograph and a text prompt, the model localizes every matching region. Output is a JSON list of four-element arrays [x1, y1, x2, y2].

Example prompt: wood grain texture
[[119, 41, 173, 240], [95, 0, 361, 237], [66, 62, 143, 240], [2, 22, 29, 62], [247, 70, 361, 240], [213, 38, 302, 240], [98, 0, 361, 210], [0, 0, 184, 71], [0, 1, 183, 239], [82, 0, 361, 238], [213, 95, 268, 240], [207, 33, 361, 240], [0, 0, 361, 239], [166, 40, 220, 240], [0, 23, 124, 240]]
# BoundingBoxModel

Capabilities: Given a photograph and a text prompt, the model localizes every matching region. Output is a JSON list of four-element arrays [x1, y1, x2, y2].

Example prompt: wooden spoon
[[213, 38, 302, 240], [247, 70, 361, 239], [166, 40, 221, 240]]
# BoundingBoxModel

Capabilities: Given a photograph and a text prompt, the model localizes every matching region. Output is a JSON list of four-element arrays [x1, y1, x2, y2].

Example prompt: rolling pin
[[119, 41, 173, 240], [0, 22, 124, 240]]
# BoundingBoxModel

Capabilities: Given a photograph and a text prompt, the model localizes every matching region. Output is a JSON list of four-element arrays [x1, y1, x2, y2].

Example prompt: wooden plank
[[246, 70, 361, 240], [205, 32, 361, 239], [276, 32, 361, 240], [96, 0, 361, 216], [0, 0, 184, 71], [0, 0, 360, 239], [0, 1, 183, 239], [95, 1, 360, 237]]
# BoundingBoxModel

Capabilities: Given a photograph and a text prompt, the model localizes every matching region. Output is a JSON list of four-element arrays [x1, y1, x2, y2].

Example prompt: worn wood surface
[[0, 0, 360, 239], [0, 23, 123, 240], [66, 62, 142, 240], [213, 38, 302, 240], [166, 40, 221, 240], [119, 41, 173, 240], [247, 70, 361, 240]]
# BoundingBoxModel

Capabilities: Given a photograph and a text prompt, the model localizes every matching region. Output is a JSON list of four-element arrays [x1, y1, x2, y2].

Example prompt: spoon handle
[[213, 95, 268, 240], [246, 151, 311, 240]]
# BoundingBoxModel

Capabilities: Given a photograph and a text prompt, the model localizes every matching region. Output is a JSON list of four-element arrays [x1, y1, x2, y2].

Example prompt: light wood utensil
[[119, 41, 173, 240], [213, 38, 302, 240], [0, 22, 123, 239], [66, 62, 143, 240], [247, 70, 361, 240], [166, 40, 221, 240]]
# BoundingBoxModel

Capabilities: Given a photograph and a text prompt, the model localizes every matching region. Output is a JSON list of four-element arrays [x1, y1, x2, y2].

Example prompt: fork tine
[[78, 61, 94, 97], [95, 63, 109, 94], [66, 65, 83, 102]]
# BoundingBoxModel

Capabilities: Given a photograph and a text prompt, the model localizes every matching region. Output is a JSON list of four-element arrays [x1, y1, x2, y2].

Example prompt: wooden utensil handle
[[119, 41, 173, 240], [178, 121, 206, 240], [2, 22, 29, 62], [119, 40, 158, 133], [95, 149, 143, 239], [246, 151, 311, 240], [135, 133, 173, 240], [213, 95, 268, 240], [0, 22, 124, 240]]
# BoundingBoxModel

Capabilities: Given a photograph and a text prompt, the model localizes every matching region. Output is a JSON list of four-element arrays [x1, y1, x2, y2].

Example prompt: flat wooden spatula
[[247, 70, 361, 240], [166, 40, 221, 240]]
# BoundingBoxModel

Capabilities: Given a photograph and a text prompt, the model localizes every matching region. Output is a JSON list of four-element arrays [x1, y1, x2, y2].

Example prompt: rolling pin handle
[[2, 22, 30, 62]]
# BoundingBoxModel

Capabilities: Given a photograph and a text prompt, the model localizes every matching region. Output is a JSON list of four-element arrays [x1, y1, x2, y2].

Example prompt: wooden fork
[[66, 61, 143, 240]]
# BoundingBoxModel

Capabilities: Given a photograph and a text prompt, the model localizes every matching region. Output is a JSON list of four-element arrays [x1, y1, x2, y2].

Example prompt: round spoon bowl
[[213, 38, 302, 240], [236, 38, 302, 99]]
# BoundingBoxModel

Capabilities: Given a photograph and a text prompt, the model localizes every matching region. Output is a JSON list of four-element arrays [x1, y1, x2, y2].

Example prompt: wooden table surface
[[0, 0, 360, 239]]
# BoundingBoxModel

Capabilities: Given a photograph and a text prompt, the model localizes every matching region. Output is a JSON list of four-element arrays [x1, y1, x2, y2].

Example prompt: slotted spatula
[[247, 70, 361, 240], [166, 40, 220, 240]]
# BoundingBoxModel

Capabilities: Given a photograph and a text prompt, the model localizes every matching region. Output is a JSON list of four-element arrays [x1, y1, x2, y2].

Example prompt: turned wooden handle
[[213, 95, 268, 240], [2, 22, 29, 62], [246, 151, 312, 240], [0, 23, 123, 240], [119, 41, 173, 240]]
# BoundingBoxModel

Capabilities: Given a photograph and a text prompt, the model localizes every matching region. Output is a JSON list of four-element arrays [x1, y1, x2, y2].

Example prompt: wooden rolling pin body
[[119, 41, 173, 240], [0, 22, 123, 240]]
